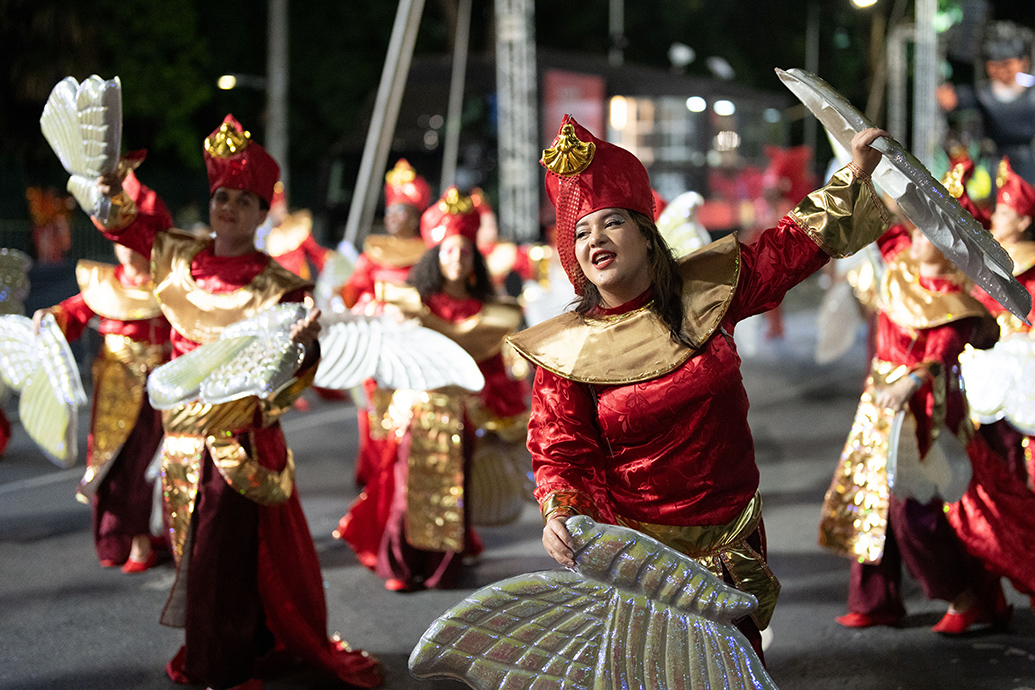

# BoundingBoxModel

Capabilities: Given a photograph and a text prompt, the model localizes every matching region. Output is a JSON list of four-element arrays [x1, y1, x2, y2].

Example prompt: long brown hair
[[572, 210, 692, 348]]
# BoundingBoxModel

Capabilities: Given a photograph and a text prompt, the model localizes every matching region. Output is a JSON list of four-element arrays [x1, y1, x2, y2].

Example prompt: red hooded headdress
[[996, 156, 1035, 219], [420, 187, 480, 247], [542, 115, 654, 293], [203, 114, 280, 206], [385, 158, 432, 212]]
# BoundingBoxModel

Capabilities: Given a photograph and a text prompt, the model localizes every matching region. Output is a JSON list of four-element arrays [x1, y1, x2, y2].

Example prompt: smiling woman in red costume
[[506, 115, 892, 661], [92, 115, 382, 690]]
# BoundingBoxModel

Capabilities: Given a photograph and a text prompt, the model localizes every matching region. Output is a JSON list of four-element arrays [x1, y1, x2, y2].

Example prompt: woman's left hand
[[851, 127, 892, 178]]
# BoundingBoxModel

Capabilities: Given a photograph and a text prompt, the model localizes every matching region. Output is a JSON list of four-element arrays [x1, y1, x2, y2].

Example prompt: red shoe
[[836, 611, 902, 628], [99, 559, 120, 568], [121, 551, 158, 574], [165, 646, 192, 685], [384, 578, 415, 592], [931, 606, 986, 634], [331, 636, 385, 689]]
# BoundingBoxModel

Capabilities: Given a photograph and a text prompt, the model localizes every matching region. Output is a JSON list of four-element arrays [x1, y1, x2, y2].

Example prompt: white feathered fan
[[39, 75, 122, 224], [410, 516, 779, 690], [147, 303, 484, 410], [0, 315, 87, 467]]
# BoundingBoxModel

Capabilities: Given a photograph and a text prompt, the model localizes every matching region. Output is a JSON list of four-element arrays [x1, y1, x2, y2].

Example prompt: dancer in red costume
[[261, 184, 331, 282], [341, 159, 432, 486], [338, 187, 527, 592], [91, 115, 382, 690], [507, 116, 892, 663], [819, 220, 1014, 634], [956, 157, 1035, 488], [34, 229, 171, 573]]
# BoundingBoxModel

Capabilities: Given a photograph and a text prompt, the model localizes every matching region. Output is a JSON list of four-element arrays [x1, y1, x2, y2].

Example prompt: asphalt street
[[1, 302, 1034, 690]]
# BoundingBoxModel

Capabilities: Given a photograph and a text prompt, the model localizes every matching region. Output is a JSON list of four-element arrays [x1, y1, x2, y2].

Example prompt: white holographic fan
[[147, 303, 308, 410], [410, 515, 778, 690], [777, 67, 1031, 323], [0, 315, 87, 467], [315, 314, 485, 393], [39, 75, 123, 223]]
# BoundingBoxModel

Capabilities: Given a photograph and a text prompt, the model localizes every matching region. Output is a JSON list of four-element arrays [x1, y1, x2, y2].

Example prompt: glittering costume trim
[[617, 493, 780, 629], [77, 261, 163, 320], [391, 389, 467, 553], [76, 335, 167, 502], [790, 164, 891, 259]]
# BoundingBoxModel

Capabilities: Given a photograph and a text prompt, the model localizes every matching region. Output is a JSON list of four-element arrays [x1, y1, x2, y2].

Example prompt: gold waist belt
[[100, 333, 168, 369], [617, 492, 780, 629]]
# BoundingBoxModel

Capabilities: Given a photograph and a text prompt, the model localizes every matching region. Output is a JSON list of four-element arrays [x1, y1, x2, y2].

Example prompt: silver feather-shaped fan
[[314, 316, 485, 393], [147, 303, 307, 410], [409, 516, 779, 690], [776, 67, 1031, 323], [40, 75, 122, 222], [0, 315, 87, 467]]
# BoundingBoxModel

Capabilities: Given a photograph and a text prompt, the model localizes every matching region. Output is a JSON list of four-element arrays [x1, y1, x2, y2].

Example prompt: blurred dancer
[[342, 159, 431, 485], [338, 187, 527, 592], [820, 221, 1010, 634], [35, 236, 171, 573], [91, 114, 382, 690]]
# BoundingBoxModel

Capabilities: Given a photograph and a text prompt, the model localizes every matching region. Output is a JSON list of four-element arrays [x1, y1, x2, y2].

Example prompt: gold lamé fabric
[[362, 235, 429, 270], [150, 230, 311, 344], [618, 492, 780, 629], [420, 301, 524, 362], [264, 209, 313, 257], [367, 386, 395, 441], [506, 234, 740, 385], [159, 366, 315, 562], [94, 190, 138, 230], [390, 389, 467, 553], [819, 359, 915, 564], [77, 335, 168, 502], [77, 261, 163, 320], [790, 164, 891, 259], [466, 404, 532, 527], [878, 254, 989, 330]]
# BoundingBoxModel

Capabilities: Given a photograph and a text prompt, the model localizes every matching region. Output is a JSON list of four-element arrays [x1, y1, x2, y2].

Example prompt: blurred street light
[[852, 0, 878, 7], [216, 73, 268, 90]]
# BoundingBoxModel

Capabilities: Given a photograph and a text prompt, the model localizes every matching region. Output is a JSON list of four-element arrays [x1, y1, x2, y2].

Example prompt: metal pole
[[609, 0, 624, 67], [267, 0, 289, 191], [804, 0, 819, 172], [440, 0, 473, 191], [495, 0, 539, 243], [343, 0, 426, 247], [887, 23, 911, 142], [913, 0, 940, 165]]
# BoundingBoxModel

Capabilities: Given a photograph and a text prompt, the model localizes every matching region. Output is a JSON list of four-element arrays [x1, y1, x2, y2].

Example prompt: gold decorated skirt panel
[[617, 492, 780, 630], [159, 431, 295, 563], [391, 389, 467, 554], [367, 385, 395, 441], [818, 358, 901, 565], [100, 333, 169, 369]]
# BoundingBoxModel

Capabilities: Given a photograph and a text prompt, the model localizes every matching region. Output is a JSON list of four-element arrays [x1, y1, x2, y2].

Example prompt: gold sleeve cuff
[[789, 164, 891, 259], [94, 190, 138, 231], [540, 490, 598, 524]]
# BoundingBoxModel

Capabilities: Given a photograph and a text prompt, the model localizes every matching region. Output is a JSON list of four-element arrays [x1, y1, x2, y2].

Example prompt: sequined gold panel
[[208, 432, 294, 506], [161, 434, 205, 562], [819, 360, 902, 564], [395, 390, 466, 553], [367, 385, 395, 441]]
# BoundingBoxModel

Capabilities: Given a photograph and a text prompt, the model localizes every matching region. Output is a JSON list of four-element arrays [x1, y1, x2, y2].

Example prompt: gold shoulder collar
[[151, 230, 312, 343], [76, 260, 162, 321], [878, 254, 991, 329], [363, 235, 428, 269], [421, 299, 524, 363], [1007, 241, 1035, 276], [507, 235, 740, 384]]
